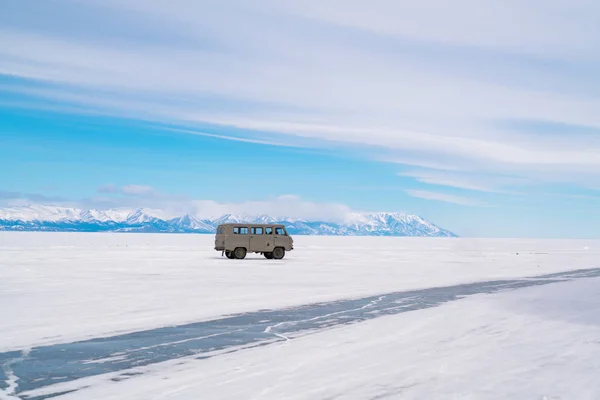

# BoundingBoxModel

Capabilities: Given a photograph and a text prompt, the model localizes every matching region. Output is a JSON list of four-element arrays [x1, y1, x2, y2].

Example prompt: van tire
[[234, 247, 247, 259], [273, 247, 285, 259], [225, 250, 235, 259], [264, 252, 274, 259]]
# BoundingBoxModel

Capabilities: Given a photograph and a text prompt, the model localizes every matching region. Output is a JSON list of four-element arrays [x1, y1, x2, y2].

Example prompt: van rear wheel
[[225, 250, 235, 259], [264, 252, 274, 259], [272, 247, 285, 259], [234, 247, 247, 259]]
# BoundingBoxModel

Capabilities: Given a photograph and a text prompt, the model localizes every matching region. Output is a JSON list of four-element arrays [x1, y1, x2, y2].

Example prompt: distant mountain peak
[[0, 206, 457, 237]]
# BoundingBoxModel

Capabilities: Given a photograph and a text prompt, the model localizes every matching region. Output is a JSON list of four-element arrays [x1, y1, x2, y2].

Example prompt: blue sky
[[1, 0, 600, 238]]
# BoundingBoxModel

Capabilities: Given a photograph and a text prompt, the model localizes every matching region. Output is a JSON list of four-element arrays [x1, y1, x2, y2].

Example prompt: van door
[[273, 226, 290, 250], [214, 225, 226, 250], [249, 226, 266, 252], [264, 226, 274, 251], [231, 226, 250, 251]]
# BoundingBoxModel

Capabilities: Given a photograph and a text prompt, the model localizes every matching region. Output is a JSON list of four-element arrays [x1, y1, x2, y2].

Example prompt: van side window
[[234, 227, 248, 234], [275, 227, 286, 235], [265, 227, 273, 235], [251, 227, 263, 235]]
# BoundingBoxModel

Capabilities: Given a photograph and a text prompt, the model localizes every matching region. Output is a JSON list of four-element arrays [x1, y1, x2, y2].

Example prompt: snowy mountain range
[[0, 205, 457, 237]]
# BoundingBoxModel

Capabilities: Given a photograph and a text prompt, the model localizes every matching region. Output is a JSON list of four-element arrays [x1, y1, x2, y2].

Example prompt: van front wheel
[[264, 252, 274, 259], [234, 247, 247, 259], [272, 247, 285, 260]]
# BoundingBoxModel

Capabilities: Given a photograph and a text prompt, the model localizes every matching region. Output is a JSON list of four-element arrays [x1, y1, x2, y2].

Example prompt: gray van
[[214, 223, 294, 259]]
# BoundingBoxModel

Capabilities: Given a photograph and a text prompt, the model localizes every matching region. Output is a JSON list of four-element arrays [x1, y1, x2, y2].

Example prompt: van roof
[[216, 223, 287, 227]]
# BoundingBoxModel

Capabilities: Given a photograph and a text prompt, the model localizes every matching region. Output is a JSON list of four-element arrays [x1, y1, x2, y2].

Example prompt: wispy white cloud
[[96, 184, 188, 201], [97, 184, 119, 194], [3, 187, 355, 223], [398, 170, 532, 194], [0, 190, 68, 208], [2, 0, 600, 193], [406, 189, 487, 207], [166, 128, 309, 148], [121, 185, 154, 196], [98, 184, 155, 196], [189, 194, 353, 222], [278, 0, 600, 58], [95, 184, 351, 221]]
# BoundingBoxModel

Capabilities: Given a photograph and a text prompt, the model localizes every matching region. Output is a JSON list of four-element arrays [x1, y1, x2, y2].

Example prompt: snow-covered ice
[[1, 232, 600, 399], [1, 232, 599, 351], [26, 275, 600, 400]]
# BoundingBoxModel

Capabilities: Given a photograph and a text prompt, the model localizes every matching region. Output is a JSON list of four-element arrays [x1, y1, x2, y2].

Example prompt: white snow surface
[[25, 276, 600, 400], [1, 232, 599, 353]]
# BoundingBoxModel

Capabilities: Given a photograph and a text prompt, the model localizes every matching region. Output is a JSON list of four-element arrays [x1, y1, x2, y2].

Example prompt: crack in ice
[[264, 295, 387, 340], [0, 350, 29, 400]]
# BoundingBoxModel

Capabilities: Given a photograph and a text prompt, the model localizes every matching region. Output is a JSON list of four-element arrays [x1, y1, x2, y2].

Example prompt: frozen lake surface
[[3, 268, 600, 399], [1, 233, 600, 399]]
